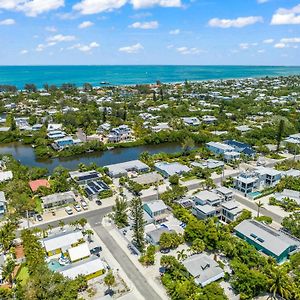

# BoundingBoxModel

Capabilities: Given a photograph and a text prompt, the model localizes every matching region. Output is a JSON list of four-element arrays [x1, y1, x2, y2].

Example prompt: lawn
[[181, 175, 198, 182], [35, 198, 43, 214], [16, 265, 29, 285]]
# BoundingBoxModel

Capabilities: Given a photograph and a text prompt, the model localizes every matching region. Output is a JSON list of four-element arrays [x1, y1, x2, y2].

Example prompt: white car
[[65, 206, 73, 215], [74, 204, 82, 212], [81, 200, 88, 210]]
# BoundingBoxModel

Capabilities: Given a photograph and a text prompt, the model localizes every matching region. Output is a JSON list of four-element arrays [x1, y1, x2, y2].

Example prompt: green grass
[[35, 198, 43, 214], [181, 175, 198, 182], [16, 266, 29, 285]]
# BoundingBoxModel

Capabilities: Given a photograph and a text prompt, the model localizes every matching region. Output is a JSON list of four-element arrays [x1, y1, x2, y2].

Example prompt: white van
[[65, 206, 73, 215]]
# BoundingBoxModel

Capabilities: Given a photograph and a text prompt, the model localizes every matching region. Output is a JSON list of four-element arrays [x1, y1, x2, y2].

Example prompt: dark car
[[160, 248, 170, 254], [90, 246, 102, 255], [95, 200, 102, 206], [36, 214, 43, 221]]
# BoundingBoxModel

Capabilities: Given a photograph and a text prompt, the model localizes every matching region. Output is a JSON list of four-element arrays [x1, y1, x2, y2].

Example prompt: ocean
[[0, 65, 300, 89]]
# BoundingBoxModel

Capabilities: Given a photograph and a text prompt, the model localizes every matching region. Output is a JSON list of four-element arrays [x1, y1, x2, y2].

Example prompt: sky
[[0, 0, 300, 65]]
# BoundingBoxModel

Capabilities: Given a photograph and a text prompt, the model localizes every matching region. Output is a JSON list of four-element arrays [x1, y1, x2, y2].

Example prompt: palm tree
[[176, 249, 187, 261], [84, 229, 94, 242], [256, 200, 264, 218], [2, 258, 15, 286], [104, 271, 115, 294], [58, 220, 65, 231], [267, 267, 292, 300]]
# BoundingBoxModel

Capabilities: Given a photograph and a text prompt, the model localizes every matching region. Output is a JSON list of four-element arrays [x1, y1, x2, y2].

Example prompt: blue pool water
[[248, 191, 262, 198], [48, 260, 63, 272]]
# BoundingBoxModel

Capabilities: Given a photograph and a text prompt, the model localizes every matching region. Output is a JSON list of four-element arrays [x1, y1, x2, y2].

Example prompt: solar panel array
[[77, 171, 100, 182], [85, 180, 109, 196]]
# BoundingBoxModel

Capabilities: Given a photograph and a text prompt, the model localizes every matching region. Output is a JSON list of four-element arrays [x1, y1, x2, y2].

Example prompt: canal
[[0, 142, 183, 172]]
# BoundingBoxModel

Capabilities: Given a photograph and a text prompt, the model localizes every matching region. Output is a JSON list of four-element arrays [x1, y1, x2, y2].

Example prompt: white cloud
[[73, 0, 127, 14], [257, 49, 265, 53], [129, 21, 158, 29], [0, 0, 65, 17], [257, 0, 269, 3], [169, 28, 180, 35], [20, 49, 28, 54], [47, 34, 76, 42], [274, 43, 286, 48], [130, 0, 181, 9], [70, 41, 99, 52], [78, 20, 94, 28], [119, 43, 143, 54], [263, 38, 274, 44], [208, 16, 263, 28], [176, 46, 201, 55], [0, 18, 15, 25], [73, 0, 181, 14], [271, 4, 300, 25], [239, 42, 258, 50], [45, 26, 57, 32], [280, 37, 300, 43]]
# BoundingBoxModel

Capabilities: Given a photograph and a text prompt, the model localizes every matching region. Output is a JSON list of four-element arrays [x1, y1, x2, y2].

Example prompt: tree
[[139, 245, 156, 266], [267, 267, 292, 300], [181, 137, 195, 154], [83, 229, 94, 242], [189, 238, 205, 254], [77, 218, 87, 229], [130, 197, 145, 252], [256, 200, 264, 218], [176, 249, 187, 261], [276, 119, 285, 152], [58, 220, 65, 230], [282, 212, 300, 238], [2, 258, 15, 285], [112, 197, 128, 228], [169, 174, 180, 186], [159, 232, 183, 250], [24, 83, 37, 93], [104, 271, 115, 292], [83, 83, 92, 92]]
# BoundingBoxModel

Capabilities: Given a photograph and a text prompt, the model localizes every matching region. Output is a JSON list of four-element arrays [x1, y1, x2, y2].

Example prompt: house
[[84, 180, 110, 199], [224, 140, 256, 157], [105, 160, 150, 178], [284, 133, 300, 145], [108, 125, 132, 143], [192, 204, 216, 220], [235, 125, 252, 133], [234, 167, 282, 195], [273, 189, 300, 206], [53, 136, 81, 150], [214, 186, 234, 201], [206, 142, 234, 155], [47, 130, 66, 139], [29, 179, 50, 192], [182, 254, 225, 287], [69, 170, 101, 185], [146, 227, 174, 245], [131, 172, 163, 186], [191, 159, 224, 170], [67, 242, 90, 262], [151, 122, 171, 132], [155, 162, 190, 178], [0, 171, 13, 182], [41, 191, 76, 209], [41, 230, 83, 256], [59, 257, 104, 280], [47, 123, 63, 132], [143, 200, 168, 224], [234, 219, 300, 263], [0, 191, 7, 216], [202, 115, 217, 124], [182, 117, 201, 126], [220, 200, 243, 223]]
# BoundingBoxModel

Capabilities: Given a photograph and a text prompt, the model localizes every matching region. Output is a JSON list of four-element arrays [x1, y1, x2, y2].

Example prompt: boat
[[100, 81, 110, 85], [107, 146, 114, 150]]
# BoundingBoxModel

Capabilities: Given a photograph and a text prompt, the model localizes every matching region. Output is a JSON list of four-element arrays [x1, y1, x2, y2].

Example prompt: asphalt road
[[234, 193, 283, 223], [88, 215, 163, 300]]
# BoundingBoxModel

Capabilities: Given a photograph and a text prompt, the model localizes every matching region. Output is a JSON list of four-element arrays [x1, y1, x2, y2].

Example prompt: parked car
[[80, 200, 88, 210], [74, 203, 82, 212], [65, 206, 73, 215], [160, 248, 170, 254], [95, 200, 102, 206], [36, 214, 43, 221], [90, 246, 102, 256]]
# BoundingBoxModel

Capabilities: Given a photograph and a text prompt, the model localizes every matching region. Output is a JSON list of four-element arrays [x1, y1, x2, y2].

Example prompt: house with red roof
[[29, 179, 50, 192]]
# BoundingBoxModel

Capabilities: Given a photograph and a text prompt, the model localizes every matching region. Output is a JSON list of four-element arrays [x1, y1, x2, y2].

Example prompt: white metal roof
[[68, 242, 90, 262]]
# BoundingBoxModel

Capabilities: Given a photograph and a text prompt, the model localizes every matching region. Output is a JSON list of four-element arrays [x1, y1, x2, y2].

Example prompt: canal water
[[0, 142, 183, 172]]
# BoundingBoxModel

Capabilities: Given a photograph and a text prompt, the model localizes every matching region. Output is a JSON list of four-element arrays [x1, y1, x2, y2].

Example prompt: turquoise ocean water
[[0, 65, 300, 88]]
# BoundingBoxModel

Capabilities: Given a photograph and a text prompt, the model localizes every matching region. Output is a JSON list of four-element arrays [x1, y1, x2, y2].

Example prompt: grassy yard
[[181, 175, 198, 182], [35, 198, 43, 214], [16, 265, 29, 285]]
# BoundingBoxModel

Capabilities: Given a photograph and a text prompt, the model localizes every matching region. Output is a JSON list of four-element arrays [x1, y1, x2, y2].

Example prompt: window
[[250, 233, 257, 239], [257, 238, 264, 243]]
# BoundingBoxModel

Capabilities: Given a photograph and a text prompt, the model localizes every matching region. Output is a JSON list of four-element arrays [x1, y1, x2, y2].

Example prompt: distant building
[[183, 254, 225, 287], [155, 162, 190, 178], [53, 136, 81, 150], [182, 117, 201, 126], [69, 170, 101, 185], [146, 227, 174, 245], [108, 125, 132, 143], [191, 159, 224, 170], [105, 160, 150, 178], [273, 189, 300, 206], [234, 219, 300, 263], [0, 191, 7, 216], [41, 191, 76, 209], [143, 200, 168, 224], [0, 171, 13, 182]]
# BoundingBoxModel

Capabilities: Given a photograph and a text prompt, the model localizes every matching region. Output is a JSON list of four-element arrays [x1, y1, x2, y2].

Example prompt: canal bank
[[0, 142, 184, 172]]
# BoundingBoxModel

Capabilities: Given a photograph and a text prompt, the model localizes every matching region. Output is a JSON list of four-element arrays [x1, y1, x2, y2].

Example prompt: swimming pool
[[248, 191, 262, 199], [48, 260, 63, 272]]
